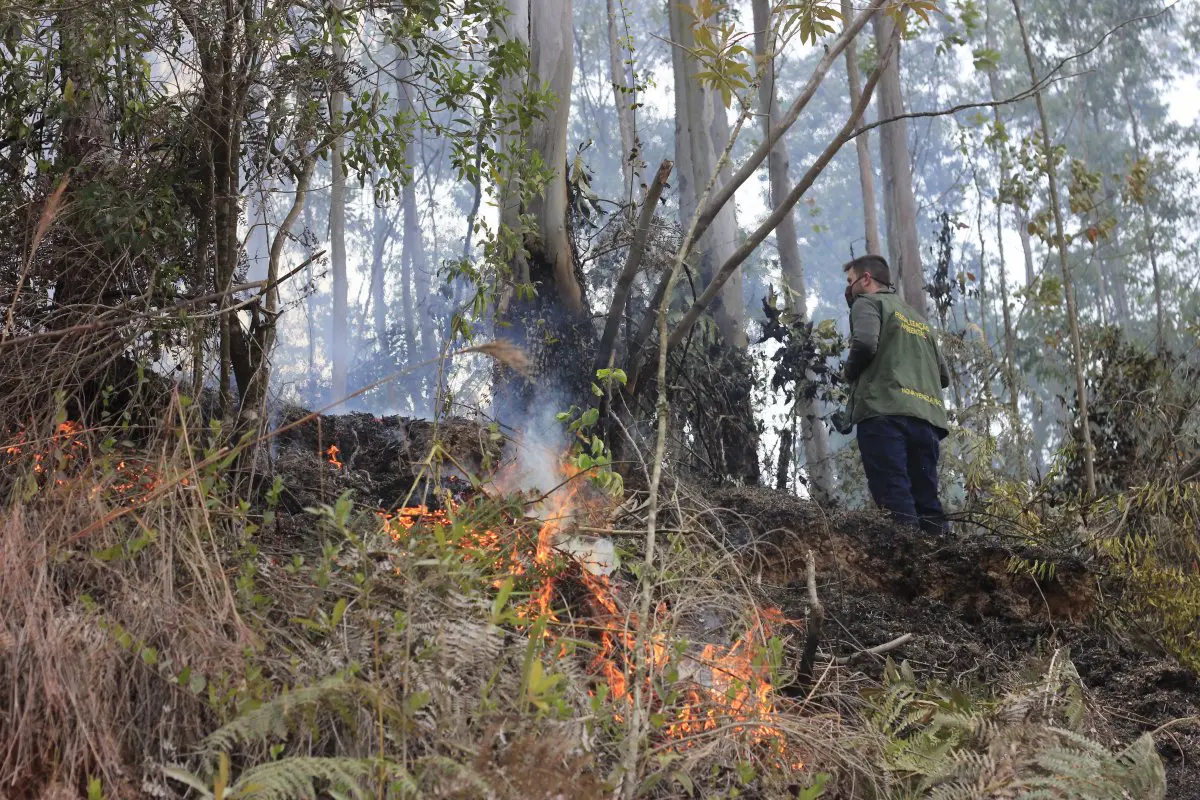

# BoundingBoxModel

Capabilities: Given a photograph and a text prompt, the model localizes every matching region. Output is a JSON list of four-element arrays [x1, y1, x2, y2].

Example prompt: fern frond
[[203, 676, 400, 753], [230, 757, 383, 799]]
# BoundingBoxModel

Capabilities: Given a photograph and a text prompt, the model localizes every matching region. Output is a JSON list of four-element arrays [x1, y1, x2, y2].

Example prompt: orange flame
[[375, 451, 798, 763], [325, 444, 343, 469]]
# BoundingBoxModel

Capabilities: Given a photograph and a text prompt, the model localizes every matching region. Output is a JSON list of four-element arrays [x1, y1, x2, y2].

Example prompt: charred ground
[[265, 411, 1200, 797]]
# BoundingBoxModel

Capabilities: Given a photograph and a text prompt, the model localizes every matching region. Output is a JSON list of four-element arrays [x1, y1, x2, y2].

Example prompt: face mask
[[845, 274, 865, 308]]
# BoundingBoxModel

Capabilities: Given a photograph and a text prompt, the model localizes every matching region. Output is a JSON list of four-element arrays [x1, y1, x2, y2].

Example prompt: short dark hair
[[842, 254, 891, 287]]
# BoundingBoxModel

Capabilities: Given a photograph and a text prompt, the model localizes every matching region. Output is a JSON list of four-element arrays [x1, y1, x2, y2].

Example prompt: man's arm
[[844, 298, 881, 383]]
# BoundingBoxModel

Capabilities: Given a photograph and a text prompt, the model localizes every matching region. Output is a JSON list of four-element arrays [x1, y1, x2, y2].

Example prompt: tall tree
[[986, 0, 1028, 480], [370, 202, 393, 368], [329, 0, 349, 404], [873, 12, 926, 316], [605, 0, 639, 202], [494, 0, 590, 418], [668, 0, 748, 349], [753, 0, 833, 502], [1011, 0, 1096, 495], [1123, 79, 1165, 354], [667, 0, 758, 482], [842, 0, 882, 256]]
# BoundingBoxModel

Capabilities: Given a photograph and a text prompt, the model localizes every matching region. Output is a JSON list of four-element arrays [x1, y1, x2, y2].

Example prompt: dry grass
[[0, 401, 874, 799], [0, 423, 243, 798]]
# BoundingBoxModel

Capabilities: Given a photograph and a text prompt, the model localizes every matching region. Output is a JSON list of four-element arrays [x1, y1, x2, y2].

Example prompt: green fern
[[864, 651, 1167, 800], [202, 675, 403, 753], [165, 756, 415, 799]]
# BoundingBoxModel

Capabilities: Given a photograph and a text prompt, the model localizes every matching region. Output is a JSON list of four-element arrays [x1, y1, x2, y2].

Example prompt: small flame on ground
[[325, 444, 343, 469], [383, 455, 800, 765], [3, 421, 165, 504]]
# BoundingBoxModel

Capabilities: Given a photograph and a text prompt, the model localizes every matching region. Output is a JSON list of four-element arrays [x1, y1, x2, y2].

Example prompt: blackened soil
[[703, 485, 1200, 797]]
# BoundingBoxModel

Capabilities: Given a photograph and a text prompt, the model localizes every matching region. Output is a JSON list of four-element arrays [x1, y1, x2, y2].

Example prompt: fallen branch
[[797, 549, 824, 687], [0, 252, 323, 350], [831, 633, 914, 666]]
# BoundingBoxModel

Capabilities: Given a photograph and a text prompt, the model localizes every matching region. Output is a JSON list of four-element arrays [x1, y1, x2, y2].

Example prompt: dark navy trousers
[[856, 415, 947, 534]]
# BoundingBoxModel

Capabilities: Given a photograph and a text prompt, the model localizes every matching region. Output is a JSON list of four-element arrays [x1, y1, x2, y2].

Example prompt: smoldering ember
[[1, 0, 1199, 798]]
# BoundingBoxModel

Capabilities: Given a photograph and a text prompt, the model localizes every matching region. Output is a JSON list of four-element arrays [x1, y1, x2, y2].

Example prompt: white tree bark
[[668, 0, 746, 347], [842, 0, 882, 257], [753, 0, 833, 502], [329, 0, 349, 403], [498, 0, 583, 316], [370, 204, 391, 360], [873, 13, 926, 316]]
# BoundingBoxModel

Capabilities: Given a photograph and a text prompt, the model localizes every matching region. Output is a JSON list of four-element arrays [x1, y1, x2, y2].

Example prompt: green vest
[[848, 292, 949, 434]]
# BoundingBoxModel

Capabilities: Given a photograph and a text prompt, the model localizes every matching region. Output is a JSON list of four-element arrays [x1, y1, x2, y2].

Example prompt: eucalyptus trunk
[[873, 13, 926, 316], [494, 0, 590, 419], [841, 0, 882, 257], [668, 0, 747, 348], [753, 0, 833, 502], [1012, 0, 1096, 495], [667, 0, 759, 483], [329, 0, 349, 405]]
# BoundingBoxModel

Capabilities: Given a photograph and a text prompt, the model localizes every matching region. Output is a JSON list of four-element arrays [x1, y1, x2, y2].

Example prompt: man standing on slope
[[840, 254, 951, 534]]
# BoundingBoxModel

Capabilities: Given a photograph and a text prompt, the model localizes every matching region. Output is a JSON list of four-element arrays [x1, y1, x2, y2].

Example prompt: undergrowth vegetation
[[1, 387, 1188, 799]]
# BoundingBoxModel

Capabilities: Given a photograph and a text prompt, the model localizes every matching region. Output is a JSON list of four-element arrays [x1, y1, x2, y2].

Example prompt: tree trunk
[[873, 13, 926, 316], [753, 0, 833, 502], [370, 203, 392, 362], [369, 203, 398, 410], [986, 0, 1027, 480], [606, 0, 639, 201], [303, 202, 319, 397], [329, 0, 349, 405], [402, 171, 429, 405], [1017, 208, 1036, 287], [494, 0, 590, 420], [841, 0, 882, 257], [1012, 0, 1096, 495], [668, 1, 747, 347], [1124, 80, 1164, 354], [706, 89, 749, 347], [667, 0, 758, 483]]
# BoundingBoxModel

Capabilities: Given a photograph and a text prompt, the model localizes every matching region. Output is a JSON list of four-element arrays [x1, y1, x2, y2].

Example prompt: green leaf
[[162, 766, 214, 799], [797, 772, 830, 800], [330, 598, 348, 629]]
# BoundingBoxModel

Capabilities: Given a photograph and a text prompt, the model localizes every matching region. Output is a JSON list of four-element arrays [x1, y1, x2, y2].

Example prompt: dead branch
[[0, 252, 323, 350], [594, 159, 672, 376], [660, 19, 895, 357], [831, 633, 914, 666], [686, 0, 888, 253], [798, 549, 824, 687]]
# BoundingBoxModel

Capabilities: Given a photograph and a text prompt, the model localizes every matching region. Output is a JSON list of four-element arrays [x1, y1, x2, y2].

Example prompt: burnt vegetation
[[3, 0, 1200, 799]]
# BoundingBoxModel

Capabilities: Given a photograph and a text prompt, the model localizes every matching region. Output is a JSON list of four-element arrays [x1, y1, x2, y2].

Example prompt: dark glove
[[830, 409, 854, 436]]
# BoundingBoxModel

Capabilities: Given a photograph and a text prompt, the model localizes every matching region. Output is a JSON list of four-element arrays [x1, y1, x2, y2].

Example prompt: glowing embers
[[4, 420, 86, 483], [3, 421, 166, 505]]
